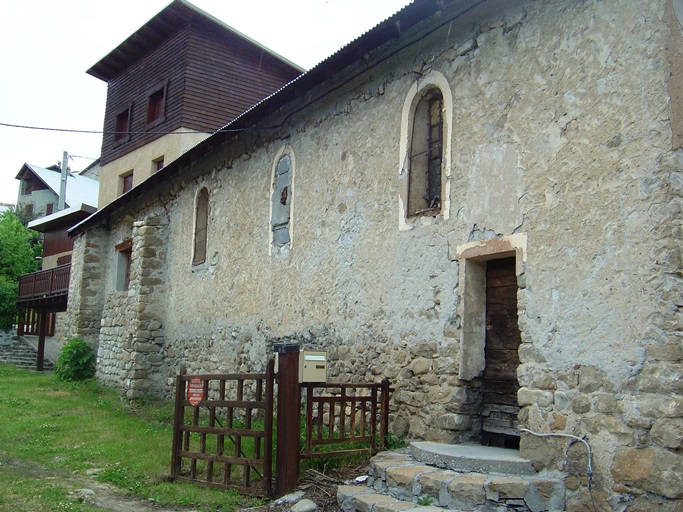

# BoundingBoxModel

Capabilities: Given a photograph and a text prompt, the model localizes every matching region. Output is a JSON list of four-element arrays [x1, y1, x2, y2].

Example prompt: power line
[[0, 122, 245, 135]]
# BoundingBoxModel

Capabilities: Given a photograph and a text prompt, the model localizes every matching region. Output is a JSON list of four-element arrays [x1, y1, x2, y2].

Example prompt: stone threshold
[[337, 445, 566, 512]]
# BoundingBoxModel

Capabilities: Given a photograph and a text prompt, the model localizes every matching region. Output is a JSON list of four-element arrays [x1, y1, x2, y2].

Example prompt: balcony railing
[[17, 264, 71, 302]]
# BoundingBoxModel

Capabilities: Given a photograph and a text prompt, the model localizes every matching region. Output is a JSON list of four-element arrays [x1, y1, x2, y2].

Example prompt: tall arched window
[[408, 88, 443, 216], [193, 187, 209, 265], [271, 154, 292, 248]]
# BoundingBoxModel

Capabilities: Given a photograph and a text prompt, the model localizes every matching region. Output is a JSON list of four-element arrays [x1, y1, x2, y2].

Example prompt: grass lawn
[[0, 363, 266, 512]]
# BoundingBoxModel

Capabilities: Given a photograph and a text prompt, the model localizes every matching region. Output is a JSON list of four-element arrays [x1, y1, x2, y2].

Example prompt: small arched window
[[193, 187, 209, 265], [408, 88, 443, 217]]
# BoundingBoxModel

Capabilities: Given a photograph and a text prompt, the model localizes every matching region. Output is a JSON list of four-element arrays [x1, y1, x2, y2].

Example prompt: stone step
[[411, 441, 536, 476], [0, 341, 55, 371], [338, 448, 566, 512]]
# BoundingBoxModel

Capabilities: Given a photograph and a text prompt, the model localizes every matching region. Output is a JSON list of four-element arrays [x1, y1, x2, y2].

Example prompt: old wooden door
[[482, 257, 521, 448]]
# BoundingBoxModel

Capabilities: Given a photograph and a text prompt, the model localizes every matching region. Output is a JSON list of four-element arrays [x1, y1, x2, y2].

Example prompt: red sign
[[187, 377, 204, 406]]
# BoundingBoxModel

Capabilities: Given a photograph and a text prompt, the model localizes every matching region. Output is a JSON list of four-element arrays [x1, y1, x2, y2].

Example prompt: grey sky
[[0, 0, 411, 205]]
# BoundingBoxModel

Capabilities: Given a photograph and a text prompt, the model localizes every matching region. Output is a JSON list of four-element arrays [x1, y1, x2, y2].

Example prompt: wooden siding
[[43, 229, 74, 257], [99, 20, 301, 166], [100, 27, 191, 165], [182, 24, 301, 131]]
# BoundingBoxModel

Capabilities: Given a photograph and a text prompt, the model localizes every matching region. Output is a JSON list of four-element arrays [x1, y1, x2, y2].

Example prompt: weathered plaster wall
[[98, 129, 209, 207], [81, 0, 682, 508]]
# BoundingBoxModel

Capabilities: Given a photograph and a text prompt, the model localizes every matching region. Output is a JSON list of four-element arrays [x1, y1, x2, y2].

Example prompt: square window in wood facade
[[114, 106, 132, 143], [146, 80, 168, 128]]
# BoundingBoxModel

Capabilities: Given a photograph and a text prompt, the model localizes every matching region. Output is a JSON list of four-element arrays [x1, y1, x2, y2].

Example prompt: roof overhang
[[72, 0, 491, 237], [29, 204, 97, 232], [87, 0, 303, 82]]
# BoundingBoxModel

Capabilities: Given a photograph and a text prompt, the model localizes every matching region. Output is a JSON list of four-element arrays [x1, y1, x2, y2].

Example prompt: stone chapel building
[[67, 0, 682, 509]]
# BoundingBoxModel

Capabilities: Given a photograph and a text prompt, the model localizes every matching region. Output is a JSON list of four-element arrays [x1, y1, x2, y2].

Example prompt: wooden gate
[[170, 359, 275, 496], [171, 351, 393, 498]]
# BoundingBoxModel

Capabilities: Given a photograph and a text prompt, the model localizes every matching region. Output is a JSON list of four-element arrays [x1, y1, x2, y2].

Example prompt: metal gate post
[[274, 342, 300, 497], [170, 366, 187, 480]]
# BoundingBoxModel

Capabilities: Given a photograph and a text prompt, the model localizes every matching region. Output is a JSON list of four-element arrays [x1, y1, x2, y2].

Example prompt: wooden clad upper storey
[[89, 0, 303, 167]]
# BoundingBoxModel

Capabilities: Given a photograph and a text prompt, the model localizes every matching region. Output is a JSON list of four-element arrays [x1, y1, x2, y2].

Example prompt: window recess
[[408, 89, 443, 217], [146, 80, 168, 128], [114, 104, 132, 144]]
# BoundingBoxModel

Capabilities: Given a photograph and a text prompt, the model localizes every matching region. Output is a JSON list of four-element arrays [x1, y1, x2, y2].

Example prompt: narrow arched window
[[271, 155, 292, 248], [193, 187, 209, 265], [408, 88, 443, 216]]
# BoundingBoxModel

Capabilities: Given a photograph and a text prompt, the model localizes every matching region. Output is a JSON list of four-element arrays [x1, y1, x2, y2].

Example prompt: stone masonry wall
[[63, 228, 109, 347], [96, 215, 169, 398], [77, 0, 681, 509]]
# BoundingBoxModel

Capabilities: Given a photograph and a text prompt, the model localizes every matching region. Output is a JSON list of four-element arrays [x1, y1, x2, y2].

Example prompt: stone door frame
[[456, 234, 527, 441]]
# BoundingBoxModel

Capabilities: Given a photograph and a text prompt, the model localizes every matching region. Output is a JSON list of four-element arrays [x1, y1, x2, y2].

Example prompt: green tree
[[0, 210, 42, 330]]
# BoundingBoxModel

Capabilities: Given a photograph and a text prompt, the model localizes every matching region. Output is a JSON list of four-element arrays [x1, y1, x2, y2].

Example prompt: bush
[[55, 338, 96, 381], [0, 277, 18, 331]]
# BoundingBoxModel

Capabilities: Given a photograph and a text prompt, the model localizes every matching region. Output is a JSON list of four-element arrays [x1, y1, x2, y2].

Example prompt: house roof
[[71, 0, 484, 237], [87, 0, 304, 82], [28, 204, 98, 232], [16, 164, 99, 210]]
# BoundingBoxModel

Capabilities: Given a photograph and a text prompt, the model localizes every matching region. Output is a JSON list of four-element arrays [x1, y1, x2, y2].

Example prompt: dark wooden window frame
[[121, 171, 134, 195], [407, 88, 443, 217], [114, 103, 133, 146], [115, 238, 133, 292], [153, 156, 165, 173], [146, 79, 169, 129]]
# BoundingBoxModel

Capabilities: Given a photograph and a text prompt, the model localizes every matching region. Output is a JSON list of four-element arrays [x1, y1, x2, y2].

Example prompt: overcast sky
[[0, 0, 412, 205]]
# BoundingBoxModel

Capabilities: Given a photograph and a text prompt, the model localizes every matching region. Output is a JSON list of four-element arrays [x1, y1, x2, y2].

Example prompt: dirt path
[[2, 455, 364, 511], [2, 457, 189, 511]]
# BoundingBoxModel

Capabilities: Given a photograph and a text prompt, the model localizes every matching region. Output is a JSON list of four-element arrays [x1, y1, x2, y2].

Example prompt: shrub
[[55, 338, 96, 381], [0, 276, 18, 331]]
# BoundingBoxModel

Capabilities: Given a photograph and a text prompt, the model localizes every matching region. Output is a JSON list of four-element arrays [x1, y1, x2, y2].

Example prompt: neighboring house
[[15, 162, 99, 342], [66, 0, 682, 509], [21, 159, 101, 269], [16, 164, 72, 220], [0, 203, 14, 214], [89, 0, 303, 208]]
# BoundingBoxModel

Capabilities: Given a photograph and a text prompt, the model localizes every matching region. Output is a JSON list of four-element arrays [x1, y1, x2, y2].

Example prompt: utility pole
[[58, 151, 68, 211]]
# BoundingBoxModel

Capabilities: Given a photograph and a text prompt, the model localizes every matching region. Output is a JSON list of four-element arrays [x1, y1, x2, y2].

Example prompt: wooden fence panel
[[300, 379, 392, 460], [171, 359, 275, 496]]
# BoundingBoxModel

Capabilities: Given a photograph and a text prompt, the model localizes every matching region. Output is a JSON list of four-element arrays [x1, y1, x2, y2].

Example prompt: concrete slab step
[[411, 441, 536, 476]]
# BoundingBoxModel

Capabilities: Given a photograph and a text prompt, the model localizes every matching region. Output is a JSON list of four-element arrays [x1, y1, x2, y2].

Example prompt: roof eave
[[72, 0, 483, 237]]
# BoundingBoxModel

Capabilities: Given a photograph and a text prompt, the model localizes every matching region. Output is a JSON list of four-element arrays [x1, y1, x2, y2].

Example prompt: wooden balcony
[[17, 264, 71, 311]]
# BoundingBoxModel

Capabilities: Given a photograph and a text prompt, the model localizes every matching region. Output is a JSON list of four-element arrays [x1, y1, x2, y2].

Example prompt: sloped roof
[[71, 0, 486, 236], [87, 0, 303, 82], [16, 164, 99, 209]]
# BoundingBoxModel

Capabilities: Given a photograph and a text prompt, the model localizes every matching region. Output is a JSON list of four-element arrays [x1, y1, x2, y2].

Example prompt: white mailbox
[[299, 350, 328, 383]]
